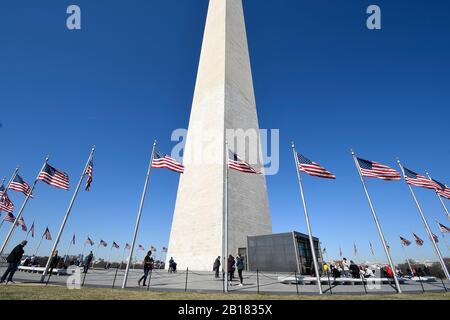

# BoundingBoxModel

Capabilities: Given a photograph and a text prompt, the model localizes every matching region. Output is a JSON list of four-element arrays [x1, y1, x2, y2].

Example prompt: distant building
[[246, 232, 322, 274]]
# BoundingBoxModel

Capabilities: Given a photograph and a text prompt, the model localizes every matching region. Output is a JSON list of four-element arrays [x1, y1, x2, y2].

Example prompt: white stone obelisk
[[166, 0, 272, 271]]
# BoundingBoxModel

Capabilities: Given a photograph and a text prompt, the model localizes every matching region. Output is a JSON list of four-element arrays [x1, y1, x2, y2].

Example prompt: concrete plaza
[[2, 266, 449, 296]]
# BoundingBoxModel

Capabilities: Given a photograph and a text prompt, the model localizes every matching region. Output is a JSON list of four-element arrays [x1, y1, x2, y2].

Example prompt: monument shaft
[[167, 0, 272, 271]]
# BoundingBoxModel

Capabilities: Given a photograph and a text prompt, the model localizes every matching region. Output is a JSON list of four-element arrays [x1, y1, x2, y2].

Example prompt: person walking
[[342, 258, 350, 278], [168, 257, 174, 273], [213, 256, 221, 278], [236, 254, 245, 287], [323, 262, 329, 275], [0, 241, 28, 284], [83, 251, 94, 274], [227, 254, 235, 283], [138, 251, 154, 287], [48, 250, 61, 277]]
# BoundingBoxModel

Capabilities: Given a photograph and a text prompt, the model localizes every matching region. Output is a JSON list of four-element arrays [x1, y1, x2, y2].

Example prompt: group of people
[[213, 254, 245, 287], [322, 258, 405, 279]]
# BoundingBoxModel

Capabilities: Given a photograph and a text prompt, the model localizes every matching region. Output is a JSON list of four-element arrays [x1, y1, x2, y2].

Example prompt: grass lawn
[[0, 284, 449, 300]]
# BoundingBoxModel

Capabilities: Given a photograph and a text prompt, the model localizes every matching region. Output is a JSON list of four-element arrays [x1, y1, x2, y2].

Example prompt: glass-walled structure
[[247, 232, 322, 274]]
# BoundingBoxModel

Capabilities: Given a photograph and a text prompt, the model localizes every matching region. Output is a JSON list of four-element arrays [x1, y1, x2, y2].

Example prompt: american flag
[[228, 151, 261, 174], [9, 175, 33, 197], [85, 160, 94, 191], [152, 151, 184, 173], [403, 167, 438, 190], [125, 243, 131, 250], [86, 237, 94, 246], [38, 163, 69, 190], [138, 244, 145, 251], [357, 158, 400, 181], [369, 242, 375, 256], [17, 216, 27, 231], [112, 241, 120, 249], [99, 240, 108, 247], [297, 153, 336, 179], [413, 233, 424, 246], [400, 236, 412, 247], [431, 233, 439, 243], [0, 193, 14, 214], [432, 179, 450, 200], [438, 222, 450, 234], [29, 222, 35, 238], [150, 246, 157, 252], [71, 234, 76, 245], [0, 183, 5, 197], [3, 212, 16, 223], [44, 227, 52, 240], [162, 247, 168, 252]]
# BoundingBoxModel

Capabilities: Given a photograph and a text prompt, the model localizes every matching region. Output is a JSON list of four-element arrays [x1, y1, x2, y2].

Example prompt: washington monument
[[166, 0, 272, 271]]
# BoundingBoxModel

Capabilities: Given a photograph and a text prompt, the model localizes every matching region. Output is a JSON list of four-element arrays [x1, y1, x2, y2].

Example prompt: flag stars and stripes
[[9, 175, 33, 197], [86, 237, 94, 246], [0, 193, 14, 214], [38, 163, 69, 190], [357, 158, 401, 181], [413, 233, 424, 246], [297, 153, 336, 179], [44, 227, 52, 240], [403, 167, 438, 190], [228, 151, 261, 174], [438, 222, 450, 234], [85, 160, 94, 191], [400, 236, 412, 247], [152, 151, 184, 173]]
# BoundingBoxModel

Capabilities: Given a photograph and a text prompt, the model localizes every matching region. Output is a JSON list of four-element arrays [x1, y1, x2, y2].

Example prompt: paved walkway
[[2, 267, 449, 295]]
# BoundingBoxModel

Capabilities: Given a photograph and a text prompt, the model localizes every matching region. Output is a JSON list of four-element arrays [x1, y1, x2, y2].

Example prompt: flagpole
[[122, 140, 157, 289], [223, 139, 229, 293], [0, 159, 48, 256], [25, 220, 34, 242], [292, 142, 323, 294], [0, 168, 20, 232], [65, 236, 74, 260], [33, 231, 46, 257], [400, 242, 414, 276], [0, 167, 19, 202], [108, 245, 113, 265], [435, 220, 450, 252], [426, 172, 450, 220], [40, 146, 96, 282], [397, 160, 450, 280], [351, 151, 402, 293]]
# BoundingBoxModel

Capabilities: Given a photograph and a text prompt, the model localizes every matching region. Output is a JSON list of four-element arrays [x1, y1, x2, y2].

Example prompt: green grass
[[0, 284, 449, 300]]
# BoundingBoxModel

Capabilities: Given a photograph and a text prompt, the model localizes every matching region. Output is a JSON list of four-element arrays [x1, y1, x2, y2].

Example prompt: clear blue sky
[[1, 0, 449, 264]]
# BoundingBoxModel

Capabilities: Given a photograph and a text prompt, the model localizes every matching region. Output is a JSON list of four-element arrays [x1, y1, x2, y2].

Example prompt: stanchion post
[[418, 274, 425, 294], [440, 276, 447, 292], [361, 274, 368, 294], [294, 270, 299, 295], [185, 268, 189, 292], [256, 269, 260, 294], [146, 269, 153, 291], [112, 267, 119, 289], [327, 271, 333, 295]]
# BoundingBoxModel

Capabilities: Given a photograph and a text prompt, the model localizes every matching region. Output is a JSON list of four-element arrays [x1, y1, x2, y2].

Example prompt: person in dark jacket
[[83, 251, 94, 274], [349, 261, 360, 278], [227, 255, 235, 282], [0, 241, 27, 284], [213, 256, 221, 278], [48, 250, 60, 276], [236, 255, 245, 286], [138, 251, 154, 286]]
